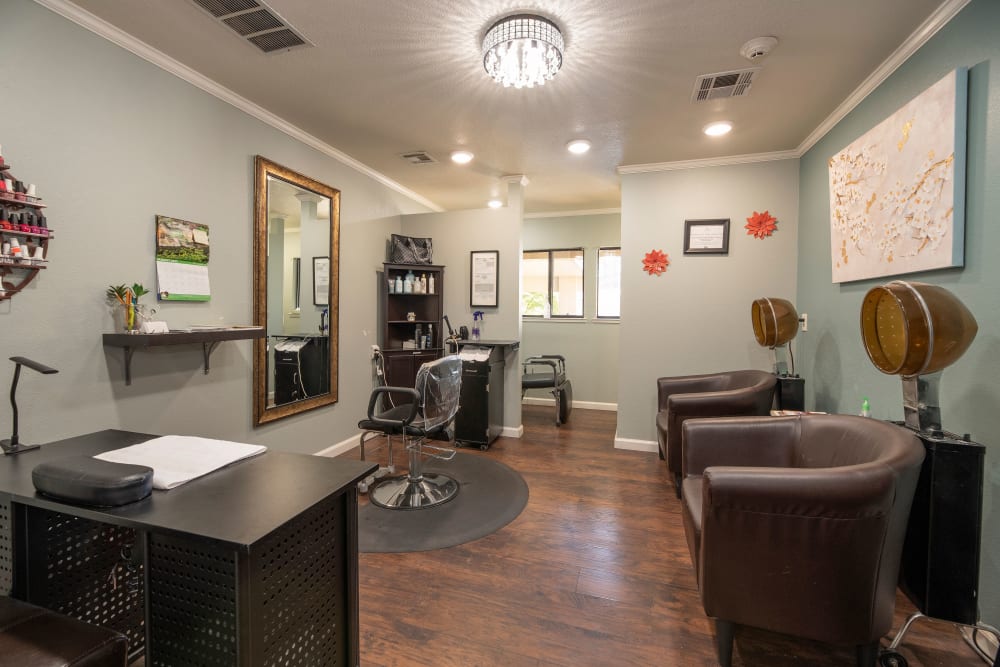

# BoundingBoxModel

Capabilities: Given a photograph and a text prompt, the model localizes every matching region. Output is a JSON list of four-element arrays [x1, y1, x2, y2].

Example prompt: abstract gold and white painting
[[828, 68, 967, 283]]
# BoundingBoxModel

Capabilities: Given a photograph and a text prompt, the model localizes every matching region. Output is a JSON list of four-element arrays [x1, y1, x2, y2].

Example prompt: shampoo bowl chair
[[656, 370, 776, 497], [680, 414, 924, 667], [521, 355, 572, 425], [360, 355, 462, 509]]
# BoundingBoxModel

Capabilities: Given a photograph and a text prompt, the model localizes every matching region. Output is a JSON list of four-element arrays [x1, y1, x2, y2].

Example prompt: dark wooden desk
[[0, 430, 376, 666]]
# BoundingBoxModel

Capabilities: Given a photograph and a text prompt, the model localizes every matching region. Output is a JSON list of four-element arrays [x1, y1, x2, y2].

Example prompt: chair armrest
[[367, 387, 419, 427], [657, 374, 725, 410], [682, 416, 798, 477], [703, 465, 895, 518], [668, 386, 769, 418]]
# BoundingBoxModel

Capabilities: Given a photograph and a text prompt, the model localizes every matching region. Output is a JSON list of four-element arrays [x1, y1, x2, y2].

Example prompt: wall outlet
[[800, 313, 808, 332]]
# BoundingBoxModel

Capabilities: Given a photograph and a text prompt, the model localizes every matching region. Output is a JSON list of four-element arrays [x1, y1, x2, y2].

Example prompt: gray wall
[[796, 0, 1000, 624], [521, 213, 620, 406], [400, 180, 525, 432], [0, 0, 428, 453], [617, 159, 799, 445]]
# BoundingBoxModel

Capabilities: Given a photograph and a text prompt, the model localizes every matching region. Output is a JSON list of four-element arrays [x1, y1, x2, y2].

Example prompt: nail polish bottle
[[13, 181, 25, 202], [0, 207, 10, 230], [18, 212, 31, 233], [36, 212, 48, 237], [0, 144, 5, 169]]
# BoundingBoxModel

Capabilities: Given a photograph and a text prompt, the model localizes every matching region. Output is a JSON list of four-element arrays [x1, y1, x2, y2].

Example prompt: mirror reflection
[[253, 156, 340, 425]]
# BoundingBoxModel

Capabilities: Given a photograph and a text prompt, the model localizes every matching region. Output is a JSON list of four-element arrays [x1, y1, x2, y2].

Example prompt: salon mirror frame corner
[[253, 155, 341, 426]]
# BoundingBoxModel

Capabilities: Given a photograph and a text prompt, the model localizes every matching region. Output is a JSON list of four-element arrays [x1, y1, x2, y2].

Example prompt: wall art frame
[[470, 250, 499, 308], [828, 68, 968, 283], [684, 219, 730, 255]]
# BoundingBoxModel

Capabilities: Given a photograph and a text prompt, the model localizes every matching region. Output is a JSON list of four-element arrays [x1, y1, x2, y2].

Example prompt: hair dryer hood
[[751, 297, 799, 348], [860, 280, 977, 377]]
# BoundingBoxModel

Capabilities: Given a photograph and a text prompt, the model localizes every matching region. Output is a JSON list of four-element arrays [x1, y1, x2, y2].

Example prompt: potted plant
[[106, 283, 149, 333]]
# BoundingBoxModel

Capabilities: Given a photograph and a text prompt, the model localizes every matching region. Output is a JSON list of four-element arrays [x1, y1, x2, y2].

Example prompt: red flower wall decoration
[[745, 210, 778, 239], [642, 249, 670, 276]]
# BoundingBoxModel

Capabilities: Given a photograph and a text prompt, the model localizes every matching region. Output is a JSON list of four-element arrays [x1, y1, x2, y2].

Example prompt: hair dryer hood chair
[[860, 280, 977, 432]]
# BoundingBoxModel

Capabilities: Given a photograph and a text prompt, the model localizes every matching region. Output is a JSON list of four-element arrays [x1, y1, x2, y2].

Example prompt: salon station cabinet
[[378, 263, 445, 401]]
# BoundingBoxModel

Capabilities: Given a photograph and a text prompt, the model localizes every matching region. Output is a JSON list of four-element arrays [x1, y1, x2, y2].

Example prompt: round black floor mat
[[358, 451, 528, 553]]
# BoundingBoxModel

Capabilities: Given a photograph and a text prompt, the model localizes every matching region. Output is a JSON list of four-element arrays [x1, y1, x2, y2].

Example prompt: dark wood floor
[[344, 406, 983, 667]]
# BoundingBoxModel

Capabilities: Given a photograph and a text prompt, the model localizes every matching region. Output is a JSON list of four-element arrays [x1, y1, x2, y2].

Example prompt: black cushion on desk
[[32, 456, 153, 507]]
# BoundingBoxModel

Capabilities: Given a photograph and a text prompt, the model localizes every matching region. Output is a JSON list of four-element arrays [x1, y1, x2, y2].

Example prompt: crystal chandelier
[[482, 14, 564, 89]]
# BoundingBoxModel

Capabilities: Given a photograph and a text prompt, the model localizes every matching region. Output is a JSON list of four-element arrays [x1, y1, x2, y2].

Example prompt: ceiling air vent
[[691, 68, 759, 102], [399, 151, 438, 166], [190, 0, 312, 54]]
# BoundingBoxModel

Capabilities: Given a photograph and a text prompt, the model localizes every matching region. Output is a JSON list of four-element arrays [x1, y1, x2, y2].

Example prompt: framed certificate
[[684, 219, 730, 255], [312, 256, 330, 306], [470, 250, 499, 307]]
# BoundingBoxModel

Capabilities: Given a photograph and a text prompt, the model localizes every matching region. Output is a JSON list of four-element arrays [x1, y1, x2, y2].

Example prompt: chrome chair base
[[369, 472, 459, 509]]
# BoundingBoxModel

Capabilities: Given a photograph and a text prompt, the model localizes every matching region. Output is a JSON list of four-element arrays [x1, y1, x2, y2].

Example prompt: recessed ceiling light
[[567, 139, 591, 155], [703, 121, 733, 137], [451, 150, 474, 164], [487, 199, 503, 209]]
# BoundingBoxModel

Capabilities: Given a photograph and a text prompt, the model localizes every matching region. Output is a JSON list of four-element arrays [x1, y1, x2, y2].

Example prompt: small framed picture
[[313, 256, 330, 306], [684, 219, 730, 255], [470, 250, 499, 308]]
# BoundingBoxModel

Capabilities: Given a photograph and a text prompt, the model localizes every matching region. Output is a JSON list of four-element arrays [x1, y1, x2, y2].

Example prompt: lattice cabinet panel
[[0, 501, 12, 594], [22, 507, 146, 658], [253, 494, 348, 667], [147, 532, 239, 666]]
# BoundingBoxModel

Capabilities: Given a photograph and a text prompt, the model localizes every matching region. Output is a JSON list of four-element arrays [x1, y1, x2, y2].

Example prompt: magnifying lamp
[[860, 280, 977, 432], [1, 356, 58, 455]]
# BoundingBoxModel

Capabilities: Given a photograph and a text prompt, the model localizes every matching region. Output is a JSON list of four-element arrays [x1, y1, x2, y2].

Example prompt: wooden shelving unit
[[0, 159, 53, 301]]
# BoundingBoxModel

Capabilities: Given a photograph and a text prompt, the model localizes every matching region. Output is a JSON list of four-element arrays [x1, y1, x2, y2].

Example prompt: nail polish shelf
[[0, 151, 52, 302], [0, 193, 45, 209]]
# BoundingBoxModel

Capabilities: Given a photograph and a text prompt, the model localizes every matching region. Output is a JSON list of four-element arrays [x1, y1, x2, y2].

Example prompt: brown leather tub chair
[[656, 370, 776, 497], [680, 415, 924, 667], [0, 596, 127, 666]]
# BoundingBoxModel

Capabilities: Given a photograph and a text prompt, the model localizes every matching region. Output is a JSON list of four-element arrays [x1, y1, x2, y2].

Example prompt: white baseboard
[[613, 433, 658, 453], [315, 433, 362, 458], [501, 424, 524, 438], [522, 397, 617, 411]]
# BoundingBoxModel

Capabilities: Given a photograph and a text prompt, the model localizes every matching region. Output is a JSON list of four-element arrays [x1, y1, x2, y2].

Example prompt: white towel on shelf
[[95, 435, 267, 490]]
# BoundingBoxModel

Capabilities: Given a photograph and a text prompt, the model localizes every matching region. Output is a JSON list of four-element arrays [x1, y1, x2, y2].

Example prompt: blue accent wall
[[797, 0, 1000, 624]]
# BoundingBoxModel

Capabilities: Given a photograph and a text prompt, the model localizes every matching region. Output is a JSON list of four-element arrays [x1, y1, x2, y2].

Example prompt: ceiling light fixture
[[487, 199, 503, 209], [482, 14, 564, 89], [703, 121, 733, 137], [566, 139, 591, 155], [451, 150, 474, 164]]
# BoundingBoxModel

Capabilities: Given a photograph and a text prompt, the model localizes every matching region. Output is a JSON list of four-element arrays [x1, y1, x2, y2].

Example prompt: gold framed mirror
[[253, 156, 340, 425]]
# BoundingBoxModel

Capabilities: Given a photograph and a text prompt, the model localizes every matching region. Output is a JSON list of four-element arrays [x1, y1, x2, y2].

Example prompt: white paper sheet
[[95, 435, 267, 490]]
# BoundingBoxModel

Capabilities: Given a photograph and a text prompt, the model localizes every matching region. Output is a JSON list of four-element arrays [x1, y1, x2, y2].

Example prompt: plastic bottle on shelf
[[420, 274, 427, 294], [428, 274, 435, 294], [860, 397, 871, 417], [403, 270, 414, 294], [427, 324, 434, 349], [394, 275, 403, 293]]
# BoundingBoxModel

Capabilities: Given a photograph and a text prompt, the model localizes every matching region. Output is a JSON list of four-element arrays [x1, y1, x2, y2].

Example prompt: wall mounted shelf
[[102, 327, 265, 385]]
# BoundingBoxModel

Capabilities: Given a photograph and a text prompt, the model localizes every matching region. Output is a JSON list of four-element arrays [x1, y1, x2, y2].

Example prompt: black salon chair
[[521, 355, 573, 426], [359, 355, 463, 509]]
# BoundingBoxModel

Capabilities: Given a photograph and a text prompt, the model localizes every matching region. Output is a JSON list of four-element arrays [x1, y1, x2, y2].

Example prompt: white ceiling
[[63, 0, 953, 213]]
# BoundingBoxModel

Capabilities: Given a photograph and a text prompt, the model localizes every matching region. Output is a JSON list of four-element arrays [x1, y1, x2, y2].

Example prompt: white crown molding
[[525, 207, 621, 219], [796, 0, 971, 155], [32, 0, 445, 213], [618, 150, 799, 174]]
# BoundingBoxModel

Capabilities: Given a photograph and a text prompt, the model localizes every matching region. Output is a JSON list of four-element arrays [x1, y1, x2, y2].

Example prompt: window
[[522, 248, 584, 317], [597, 247, 621, 318]]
